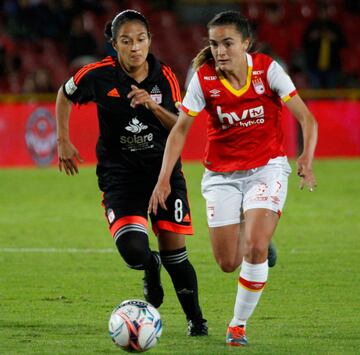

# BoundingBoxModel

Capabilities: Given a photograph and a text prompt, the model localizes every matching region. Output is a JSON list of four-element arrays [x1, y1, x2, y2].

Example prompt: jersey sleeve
[[180, 72, 206, 117], [267, 60, 297, 102], [161, 64, 182, 114], [62, 70, 95, 105]]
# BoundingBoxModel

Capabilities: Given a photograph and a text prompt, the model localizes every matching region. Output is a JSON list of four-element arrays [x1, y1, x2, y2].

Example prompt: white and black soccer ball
[[109, 299, 162, 352]]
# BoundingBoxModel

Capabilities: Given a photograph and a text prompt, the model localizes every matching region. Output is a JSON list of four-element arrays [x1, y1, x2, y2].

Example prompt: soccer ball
[[108, 299, 162, 352]]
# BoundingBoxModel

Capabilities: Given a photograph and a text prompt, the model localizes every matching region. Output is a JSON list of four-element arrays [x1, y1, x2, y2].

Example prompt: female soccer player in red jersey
[[149, 10, 317, 346], [56, 10, 207, 336]]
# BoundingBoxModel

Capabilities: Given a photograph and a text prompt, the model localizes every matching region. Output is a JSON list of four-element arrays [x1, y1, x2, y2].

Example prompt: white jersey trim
[[267, 60, 296, 100], [182, 72, 206, 114]]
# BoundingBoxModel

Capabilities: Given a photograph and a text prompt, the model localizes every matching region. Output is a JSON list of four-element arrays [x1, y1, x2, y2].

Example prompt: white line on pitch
[[0, 247, 115, 253]]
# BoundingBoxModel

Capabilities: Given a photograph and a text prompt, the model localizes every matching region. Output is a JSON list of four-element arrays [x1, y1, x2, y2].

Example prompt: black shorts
[[99, 165, 193, 238]]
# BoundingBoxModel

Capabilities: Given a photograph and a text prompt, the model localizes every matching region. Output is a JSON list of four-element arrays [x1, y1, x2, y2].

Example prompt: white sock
[[229, 259, 268, 327]]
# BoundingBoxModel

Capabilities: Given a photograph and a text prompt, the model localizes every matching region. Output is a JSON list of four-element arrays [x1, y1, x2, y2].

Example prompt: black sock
[[160, 247, 202, 321]]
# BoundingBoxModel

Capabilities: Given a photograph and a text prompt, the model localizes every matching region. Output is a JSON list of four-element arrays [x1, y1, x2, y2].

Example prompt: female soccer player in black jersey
[[55, 9, 207, 336]]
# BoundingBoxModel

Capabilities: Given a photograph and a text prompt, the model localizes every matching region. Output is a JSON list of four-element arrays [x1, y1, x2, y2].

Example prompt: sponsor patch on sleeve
[[107, 209, 115, 224], [64, 77, 78, 95]]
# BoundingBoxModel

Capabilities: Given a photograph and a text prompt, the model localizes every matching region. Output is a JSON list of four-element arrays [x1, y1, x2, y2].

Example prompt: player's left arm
[[285, 95, 318, 191], [268, 59, 318, 191]]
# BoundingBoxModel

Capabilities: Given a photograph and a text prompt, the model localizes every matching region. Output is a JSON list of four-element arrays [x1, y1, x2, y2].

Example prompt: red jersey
[[181, 53, 297, 171]]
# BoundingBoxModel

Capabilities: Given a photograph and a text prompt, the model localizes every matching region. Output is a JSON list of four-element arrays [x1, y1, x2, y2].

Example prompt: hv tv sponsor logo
[[216, 105, 265, 129]]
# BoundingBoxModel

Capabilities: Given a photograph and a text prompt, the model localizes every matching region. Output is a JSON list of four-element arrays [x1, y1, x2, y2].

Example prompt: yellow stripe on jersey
[[282, 90, 297, 103], [218, 65, 252, 97], [180, 105, 200, 117]]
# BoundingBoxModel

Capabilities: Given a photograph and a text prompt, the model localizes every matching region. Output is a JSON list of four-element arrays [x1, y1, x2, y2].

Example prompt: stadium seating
[[0, 0, 359, 93]]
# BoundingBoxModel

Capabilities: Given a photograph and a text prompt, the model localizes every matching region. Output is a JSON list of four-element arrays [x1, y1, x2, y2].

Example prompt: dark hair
[[193, 11, 253, 70], [104, 10, 150, 42]]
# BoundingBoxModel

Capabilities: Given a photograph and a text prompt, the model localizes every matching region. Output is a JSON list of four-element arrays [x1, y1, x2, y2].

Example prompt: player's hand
[[296, 154, 317, 191], [148, 179, 171, 215], [127, 85, 156, 110], [57, 139, 83, 176]]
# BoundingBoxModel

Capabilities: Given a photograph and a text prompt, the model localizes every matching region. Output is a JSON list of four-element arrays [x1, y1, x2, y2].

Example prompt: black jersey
[[63, 54, 181, 173]]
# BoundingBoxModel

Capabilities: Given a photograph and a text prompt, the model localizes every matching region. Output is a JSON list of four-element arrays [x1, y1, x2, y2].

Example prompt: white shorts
[[201, 157, 292, 228]]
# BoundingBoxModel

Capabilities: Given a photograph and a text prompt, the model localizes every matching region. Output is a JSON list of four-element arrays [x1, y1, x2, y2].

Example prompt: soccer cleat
[[226, 325, 248, 346], [187, 318, 208, 336], [143, 251, 164, 308], [268, 240, 277, 268]]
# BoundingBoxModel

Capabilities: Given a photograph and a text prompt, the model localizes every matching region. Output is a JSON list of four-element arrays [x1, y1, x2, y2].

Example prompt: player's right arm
[[56, 87, 83, 175], [56, 59, 102, 175], [148, 111, 194, 214], [149, 72, 205, 214]]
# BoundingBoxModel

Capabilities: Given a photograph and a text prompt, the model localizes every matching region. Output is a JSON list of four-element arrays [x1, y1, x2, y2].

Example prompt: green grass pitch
[[1, 159, 359, 354]]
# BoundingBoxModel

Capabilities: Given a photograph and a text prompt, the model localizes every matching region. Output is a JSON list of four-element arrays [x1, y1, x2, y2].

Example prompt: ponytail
[[192, 46, 213, 71]]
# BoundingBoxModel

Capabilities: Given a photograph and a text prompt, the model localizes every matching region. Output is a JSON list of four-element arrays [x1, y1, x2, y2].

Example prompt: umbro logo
[[107, 88, 120, 97], [209, 89, 220, 97]]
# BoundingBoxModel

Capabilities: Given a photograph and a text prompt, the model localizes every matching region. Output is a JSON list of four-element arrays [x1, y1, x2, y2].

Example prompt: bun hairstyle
[[104, 9, 150, 42], [193, 10, 253, 70]]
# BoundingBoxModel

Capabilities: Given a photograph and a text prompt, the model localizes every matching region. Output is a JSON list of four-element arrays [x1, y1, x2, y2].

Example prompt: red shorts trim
[[152, 220, 194, 236], [110, 216, 148, 237]]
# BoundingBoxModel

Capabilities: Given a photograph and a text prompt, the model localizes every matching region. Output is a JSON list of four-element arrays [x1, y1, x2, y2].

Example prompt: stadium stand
[[0, 0, 359, 93]]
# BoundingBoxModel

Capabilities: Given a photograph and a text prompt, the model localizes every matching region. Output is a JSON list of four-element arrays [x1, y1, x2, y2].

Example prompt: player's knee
[[216, 258, 238, 273], [245, 240, 268, 263], [114, 227, 150, 269]]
